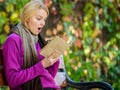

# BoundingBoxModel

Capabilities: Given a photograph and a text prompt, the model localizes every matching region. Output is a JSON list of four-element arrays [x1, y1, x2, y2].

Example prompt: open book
[[40, 36, 70, 58]]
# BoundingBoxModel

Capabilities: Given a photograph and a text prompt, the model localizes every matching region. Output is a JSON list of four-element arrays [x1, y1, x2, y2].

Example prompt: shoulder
[[3, 33, 22, 48], [7, 33, 21, 40], [6, 33, 22, 43]]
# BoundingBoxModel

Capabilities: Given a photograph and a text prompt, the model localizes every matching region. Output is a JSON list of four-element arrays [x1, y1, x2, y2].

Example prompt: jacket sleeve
[[47, 59, 60, 78], [2, 36, 47, 88]]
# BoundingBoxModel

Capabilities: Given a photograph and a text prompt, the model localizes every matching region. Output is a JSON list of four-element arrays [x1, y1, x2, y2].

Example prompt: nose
[[40, 19, 45, 27]]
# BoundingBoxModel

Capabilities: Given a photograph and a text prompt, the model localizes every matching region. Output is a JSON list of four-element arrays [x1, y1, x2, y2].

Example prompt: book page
[[40, 36, 69, 58]]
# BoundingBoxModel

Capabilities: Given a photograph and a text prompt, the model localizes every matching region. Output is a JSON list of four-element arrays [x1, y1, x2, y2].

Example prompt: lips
[[37, 27, 42, 33], [38, 27, 41, 30]]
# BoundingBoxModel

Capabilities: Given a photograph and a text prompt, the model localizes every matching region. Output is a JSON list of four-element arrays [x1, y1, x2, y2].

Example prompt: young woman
[[2, 0, 60, 90]]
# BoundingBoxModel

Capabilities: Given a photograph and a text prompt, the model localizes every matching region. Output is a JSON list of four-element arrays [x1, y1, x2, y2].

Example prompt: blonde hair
[[20, 0, 49, 27]]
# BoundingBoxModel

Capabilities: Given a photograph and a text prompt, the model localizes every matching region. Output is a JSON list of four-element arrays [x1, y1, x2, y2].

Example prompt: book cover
[[40, 36, 69, 58]]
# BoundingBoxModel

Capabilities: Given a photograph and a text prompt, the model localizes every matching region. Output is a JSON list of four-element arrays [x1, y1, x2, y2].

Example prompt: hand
[[41, 51, 60, 68]]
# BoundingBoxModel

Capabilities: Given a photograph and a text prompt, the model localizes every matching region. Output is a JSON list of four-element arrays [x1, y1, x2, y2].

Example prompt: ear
[[25, 17, 31, 29], [25, 21, 29, 29], [26, 19, 29, 24]]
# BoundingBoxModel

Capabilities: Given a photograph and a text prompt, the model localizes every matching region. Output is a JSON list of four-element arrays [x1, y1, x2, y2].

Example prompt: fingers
[[42, 56, 59, 68], [42, 50, 60, 68], [49, 50, 58, 59], [49, 58, 58, 64]]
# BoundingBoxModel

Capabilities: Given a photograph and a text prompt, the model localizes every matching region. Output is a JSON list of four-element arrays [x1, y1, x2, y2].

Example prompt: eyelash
[[37, 18, 42, 20], [37, 17, 46, 21]]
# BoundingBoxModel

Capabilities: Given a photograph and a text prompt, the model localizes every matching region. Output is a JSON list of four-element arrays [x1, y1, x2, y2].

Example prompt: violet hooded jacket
[[2, 33, 60, 90]]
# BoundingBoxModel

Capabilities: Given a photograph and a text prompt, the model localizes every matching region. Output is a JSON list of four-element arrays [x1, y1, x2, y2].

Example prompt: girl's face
[[27, 9, 48, 35]]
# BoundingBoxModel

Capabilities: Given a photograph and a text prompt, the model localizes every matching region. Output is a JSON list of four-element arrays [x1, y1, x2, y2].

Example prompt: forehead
[[34, 9, 48, 18]]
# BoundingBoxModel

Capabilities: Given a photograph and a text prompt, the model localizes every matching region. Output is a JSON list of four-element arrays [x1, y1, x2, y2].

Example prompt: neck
[[20, 23, 39, 43]]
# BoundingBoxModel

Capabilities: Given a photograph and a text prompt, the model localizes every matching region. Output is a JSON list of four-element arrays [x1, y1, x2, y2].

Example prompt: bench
[[0, 48, 114, 90], [56, 56, 114, 90], [0, 48, 9, 90]]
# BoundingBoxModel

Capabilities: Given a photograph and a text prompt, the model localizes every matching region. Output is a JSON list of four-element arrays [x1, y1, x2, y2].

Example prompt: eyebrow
[[37, 14, 47, 18], [36, 15, 47, 20]]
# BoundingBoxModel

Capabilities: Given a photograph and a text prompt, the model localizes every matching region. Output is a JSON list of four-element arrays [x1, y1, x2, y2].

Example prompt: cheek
[[31, 20, 39, 27], [27, 19, 36, 28], [29, 20, 35, 25]]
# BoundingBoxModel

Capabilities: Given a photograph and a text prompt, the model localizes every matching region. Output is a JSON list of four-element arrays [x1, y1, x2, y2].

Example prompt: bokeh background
[[0, 0, 120, 89]]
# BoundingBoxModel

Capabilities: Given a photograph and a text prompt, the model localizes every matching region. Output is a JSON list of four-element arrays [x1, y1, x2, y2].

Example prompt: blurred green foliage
[[0, 0, 120, 89], [0, 0, 29, 45]]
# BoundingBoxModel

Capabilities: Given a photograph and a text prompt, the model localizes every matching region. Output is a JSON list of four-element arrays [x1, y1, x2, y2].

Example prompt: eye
[[36, 17, 42, 20]]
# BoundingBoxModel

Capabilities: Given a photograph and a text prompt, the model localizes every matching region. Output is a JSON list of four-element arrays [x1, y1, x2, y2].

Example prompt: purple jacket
[[2, 33, 60, 90]]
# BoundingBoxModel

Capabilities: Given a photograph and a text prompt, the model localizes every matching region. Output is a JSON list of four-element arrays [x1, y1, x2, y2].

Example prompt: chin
[[32, 32, 38, 35], [35, 33, 39, 35]]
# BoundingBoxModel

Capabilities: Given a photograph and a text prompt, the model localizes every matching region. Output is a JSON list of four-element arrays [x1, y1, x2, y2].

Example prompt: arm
[[47, 59, 60, 78], [2, 35, 46, 88], [39, 49, 60, 78]]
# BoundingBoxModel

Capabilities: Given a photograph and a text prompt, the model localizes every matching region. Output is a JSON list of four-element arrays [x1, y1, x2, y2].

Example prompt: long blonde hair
[[16, 1, 49, 90], [20, 0, 49, 27]]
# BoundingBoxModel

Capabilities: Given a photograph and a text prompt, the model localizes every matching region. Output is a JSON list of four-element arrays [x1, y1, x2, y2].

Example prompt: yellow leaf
[[10, 12, 18, 21], [6, 3, 14, 13], [4, 24, 10, 34]]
